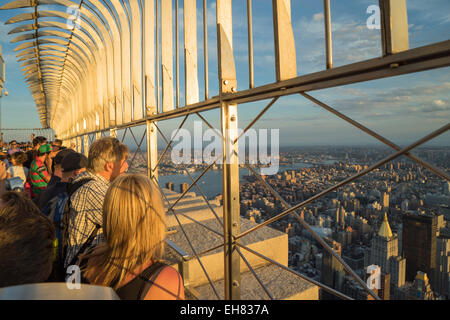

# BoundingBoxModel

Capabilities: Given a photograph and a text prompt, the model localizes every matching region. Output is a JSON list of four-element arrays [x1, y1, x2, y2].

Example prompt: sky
[[0, 0, 449, 147]]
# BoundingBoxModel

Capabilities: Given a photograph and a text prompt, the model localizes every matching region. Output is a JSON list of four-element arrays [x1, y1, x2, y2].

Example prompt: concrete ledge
[[165, 217, 288, 287], [162, 188, 197, 200], [165, 207, 223, 228], [193, 264, 319, 300]]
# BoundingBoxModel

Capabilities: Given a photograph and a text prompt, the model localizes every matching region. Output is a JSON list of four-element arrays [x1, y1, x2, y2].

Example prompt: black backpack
[[47, 178, 95, 282]]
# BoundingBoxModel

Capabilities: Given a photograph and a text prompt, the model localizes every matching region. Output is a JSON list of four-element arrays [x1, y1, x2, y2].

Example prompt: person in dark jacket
[[38, 152, 88, 211]]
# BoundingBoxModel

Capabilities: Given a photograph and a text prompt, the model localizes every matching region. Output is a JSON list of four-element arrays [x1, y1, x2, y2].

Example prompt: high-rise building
[[378, 273, 391, 300], [402, 213, 437, 285], [382, 193, 390, 209], [351, 198, 360, 213], [413, 272, 435, 300], [337, 206, 345, 229], [395, 271, 436, 300], [321, 238, 344, 300], [444, 181, 450, 196], [434, 236, 450, 298], [370, 213, 398, 273], [401, 199, 409, 212], [369, 213, 406, 294], [343, 276, 378, 300], [389, 256, 406, 289], [436, 215, 446, 236]]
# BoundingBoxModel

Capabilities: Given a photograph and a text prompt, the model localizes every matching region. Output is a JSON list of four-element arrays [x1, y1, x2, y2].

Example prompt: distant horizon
[[139, 143, 450, 149], [124, 144, 450, 152]]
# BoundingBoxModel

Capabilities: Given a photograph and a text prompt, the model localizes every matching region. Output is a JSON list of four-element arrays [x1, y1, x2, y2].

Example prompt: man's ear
[[104, 161, 114, 173]]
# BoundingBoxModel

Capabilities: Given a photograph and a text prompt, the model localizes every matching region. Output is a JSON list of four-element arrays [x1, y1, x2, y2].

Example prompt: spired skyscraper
[[369, 213, 406, 292], [370, 213, 397, 272]]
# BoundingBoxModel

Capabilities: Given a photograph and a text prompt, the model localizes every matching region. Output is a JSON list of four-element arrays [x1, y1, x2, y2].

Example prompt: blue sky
[[0, 0, 448, 146]]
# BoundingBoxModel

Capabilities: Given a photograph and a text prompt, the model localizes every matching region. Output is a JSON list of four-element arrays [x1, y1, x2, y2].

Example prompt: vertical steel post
[[161, 0, 173, 112], [203, 0, 209, 100], [83, 134, 89, 157], [272, 0, 297, 81], [147, 119, 158, 181], [76, 136, 82, 153], [217, 0, 240, 300], [175, 0, 180, 108], [324, 0, 333, 69], [379, 0, 409, 55], [247, 0, 254, 88], [156, 0, 160, 113], [221, 101, 240, 300]]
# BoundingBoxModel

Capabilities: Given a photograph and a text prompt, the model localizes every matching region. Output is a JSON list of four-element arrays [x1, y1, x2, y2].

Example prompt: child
[[7, 152, 29, 186]]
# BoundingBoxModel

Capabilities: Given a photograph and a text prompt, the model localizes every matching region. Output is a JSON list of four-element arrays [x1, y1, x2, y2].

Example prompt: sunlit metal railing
[[1, 0, 449, 300]]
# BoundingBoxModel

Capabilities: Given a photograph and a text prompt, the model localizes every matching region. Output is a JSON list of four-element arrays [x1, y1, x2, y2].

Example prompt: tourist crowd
[[0, 135, 184, 300]]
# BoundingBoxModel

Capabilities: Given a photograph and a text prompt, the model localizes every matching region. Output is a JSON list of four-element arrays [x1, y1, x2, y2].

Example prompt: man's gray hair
[[88, 137, 129, 173]]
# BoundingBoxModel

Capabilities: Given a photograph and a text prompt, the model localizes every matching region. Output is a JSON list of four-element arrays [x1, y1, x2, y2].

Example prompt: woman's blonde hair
[[83, 173, 166, 289]]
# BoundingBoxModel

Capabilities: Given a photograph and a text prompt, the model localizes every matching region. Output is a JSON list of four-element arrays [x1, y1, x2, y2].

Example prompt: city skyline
[[142, 145, 450, 299]]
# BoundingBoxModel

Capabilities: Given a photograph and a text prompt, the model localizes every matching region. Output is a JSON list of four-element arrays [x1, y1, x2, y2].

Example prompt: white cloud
[[292, 12, 381, 74], [433, 99, 446, 107], [313, 13, 324, 22], [322, 80, 450, 121]]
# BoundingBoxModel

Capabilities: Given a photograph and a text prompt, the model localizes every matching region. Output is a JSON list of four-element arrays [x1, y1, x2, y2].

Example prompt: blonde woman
[[82, 174, 184, 300]]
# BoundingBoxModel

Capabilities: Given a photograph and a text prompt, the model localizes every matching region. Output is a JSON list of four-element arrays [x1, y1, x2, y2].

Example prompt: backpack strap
[[68, 178, 94, 198], [68, 222, 101, 267], [61, 177, 95, 266], [113, 262, 168, 300]]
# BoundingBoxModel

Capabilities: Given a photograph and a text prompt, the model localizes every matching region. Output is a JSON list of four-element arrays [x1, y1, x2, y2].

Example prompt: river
[[157, 162, 316, 199]]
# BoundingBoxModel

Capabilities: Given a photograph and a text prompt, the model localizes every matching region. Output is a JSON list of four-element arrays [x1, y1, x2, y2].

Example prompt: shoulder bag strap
[[137, 262, 168, 300]]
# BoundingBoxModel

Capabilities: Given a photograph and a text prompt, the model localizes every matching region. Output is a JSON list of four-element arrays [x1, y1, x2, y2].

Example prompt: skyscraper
[[402, 213, 437, 285], [321, 238, 344, 300], [370, 213, 398, 273], [382, 193, 390, 209], [389, 255, 406, 289], [444, 181, 450, 196], [336, 206, 345, 229], [378, 273, 391, 300], [434, 235, 450, 298], [369, 213, 406, 298], [413, 272, 435, 300]]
